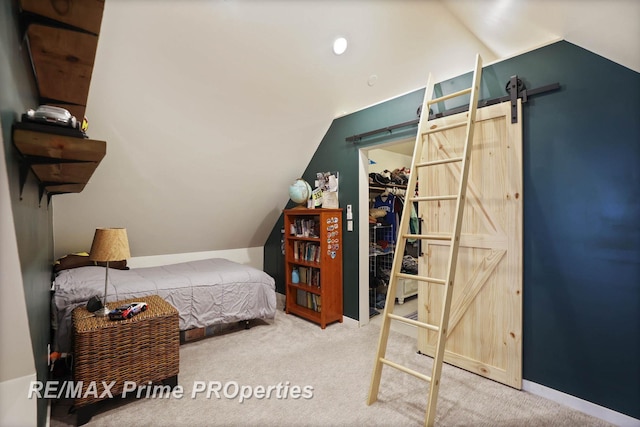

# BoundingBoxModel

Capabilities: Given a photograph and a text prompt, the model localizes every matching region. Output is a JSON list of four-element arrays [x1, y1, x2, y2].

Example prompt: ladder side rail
[[424, 53, 483, 427], [367, 73, 436, 405]]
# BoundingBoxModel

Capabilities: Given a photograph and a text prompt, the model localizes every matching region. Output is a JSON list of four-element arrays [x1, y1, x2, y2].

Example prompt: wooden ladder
[[367, 54, 483, 427]]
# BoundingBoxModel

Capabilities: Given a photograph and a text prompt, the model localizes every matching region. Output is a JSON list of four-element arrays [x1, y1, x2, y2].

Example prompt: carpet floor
[[50, 310, 614, 427], [405, 311, 418, 321]]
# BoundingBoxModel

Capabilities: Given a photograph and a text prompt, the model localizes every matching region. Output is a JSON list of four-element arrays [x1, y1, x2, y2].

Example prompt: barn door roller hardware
[[346, 76, 560, 142], [507, 76, 525, 123], [505, 76, 560, 123]]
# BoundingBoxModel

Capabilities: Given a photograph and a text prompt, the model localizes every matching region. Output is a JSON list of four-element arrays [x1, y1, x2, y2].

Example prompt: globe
[[289, 179, 312, 207]]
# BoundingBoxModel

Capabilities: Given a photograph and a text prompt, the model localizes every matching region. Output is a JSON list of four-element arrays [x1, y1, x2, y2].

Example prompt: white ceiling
[[52, 0, 639, 258], [442, 0, 640, 72]]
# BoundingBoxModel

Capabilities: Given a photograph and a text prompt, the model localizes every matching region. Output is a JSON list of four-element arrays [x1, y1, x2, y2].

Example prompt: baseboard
[[522, 380, 640, 427], [276, 292, 285, 310], [341, 315, 359, 328]]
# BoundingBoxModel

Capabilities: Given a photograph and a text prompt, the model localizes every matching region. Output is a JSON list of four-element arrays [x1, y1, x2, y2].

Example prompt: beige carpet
[[51, 310, 614, 426]]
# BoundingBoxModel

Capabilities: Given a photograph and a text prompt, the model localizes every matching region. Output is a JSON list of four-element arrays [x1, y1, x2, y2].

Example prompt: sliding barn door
[[417, 101, 523, 389]]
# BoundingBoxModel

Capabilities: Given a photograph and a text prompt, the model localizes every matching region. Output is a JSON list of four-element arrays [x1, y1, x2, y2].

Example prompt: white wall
[[368, 148, 412, 175], [51, 1, 495, 260], [128, 246, 265, 270]]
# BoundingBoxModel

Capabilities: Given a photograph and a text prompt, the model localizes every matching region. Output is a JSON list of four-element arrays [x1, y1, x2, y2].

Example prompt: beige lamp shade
[[89, 228, 131, 262]]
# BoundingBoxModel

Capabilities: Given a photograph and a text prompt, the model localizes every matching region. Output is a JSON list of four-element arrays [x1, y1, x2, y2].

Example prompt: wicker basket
[[72, 295, 179, 408]]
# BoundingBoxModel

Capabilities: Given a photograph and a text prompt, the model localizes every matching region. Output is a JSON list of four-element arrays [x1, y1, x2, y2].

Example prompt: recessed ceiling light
[[333, 37, 347, 55]]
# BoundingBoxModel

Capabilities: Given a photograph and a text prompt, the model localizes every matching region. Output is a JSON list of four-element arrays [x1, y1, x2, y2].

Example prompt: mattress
[[53, 258, 277, 353]]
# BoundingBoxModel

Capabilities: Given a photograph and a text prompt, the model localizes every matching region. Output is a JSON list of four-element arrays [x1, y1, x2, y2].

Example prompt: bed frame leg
[[163, 375, 178, 389], [75, 404, 94, 426]]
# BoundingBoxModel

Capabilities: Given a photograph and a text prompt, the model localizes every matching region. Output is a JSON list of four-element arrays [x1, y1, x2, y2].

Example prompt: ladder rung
[[410, 195, 457, 202], [427, 87, 472, 106], [416, 156, 463, 168], [401, 233, 452, 241], [396, 272, 446, 285], [422, 121, 468, 135], [380, 357, 432, 382], [387, 313, 440, 331]]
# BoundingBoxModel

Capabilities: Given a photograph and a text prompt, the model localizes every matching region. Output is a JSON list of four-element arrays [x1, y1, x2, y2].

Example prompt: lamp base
[[94, 306, 111, 317]]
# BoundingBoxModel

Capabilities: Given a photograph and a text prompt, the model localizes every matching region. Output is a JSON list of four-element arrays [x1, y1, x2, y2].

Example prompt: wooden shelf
[[286, 303, 322, 324], [12, 124, 106, 205], [370, 183, 407, 191], [20, 0, 105, 35], [287, 282, 322, 296], [285, 256, 320, 268], [288, 235, 321, 242], [19, 0, 105, 120], [26, 24, 98, 108]]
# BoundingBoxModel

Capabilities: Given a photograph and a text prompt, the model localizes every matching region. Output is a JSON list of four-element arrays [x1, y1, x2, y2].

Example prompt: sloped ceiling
[[52, 0, 639, 258], [441, 0, 639, 72]]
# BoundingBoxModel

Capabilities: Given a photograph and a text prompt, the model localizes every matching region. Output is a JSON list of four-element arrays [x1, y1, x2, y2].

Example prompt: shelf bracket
[[18, 160, 30, 200], [37, 183, 48, 208]]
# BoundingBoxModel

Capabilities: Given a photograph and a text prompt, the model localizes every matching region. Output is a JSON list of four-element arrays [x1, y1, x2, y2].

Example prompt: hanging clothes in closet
[[399, 175, 420, 245], [373, 192, 397, 244], [391, 191, 415, 239], [393, 193, 420, 274]]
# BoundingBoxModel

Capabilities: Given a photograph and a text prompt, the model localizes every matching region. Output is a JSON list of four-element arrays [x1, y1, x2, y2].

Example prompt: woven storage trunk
[[72, 295, 179, 408]]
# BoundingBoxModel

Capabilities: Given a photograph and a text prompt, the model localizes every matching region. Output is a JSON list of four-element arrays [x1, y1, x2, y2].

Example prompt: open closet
[[366, 142, 419, 318]]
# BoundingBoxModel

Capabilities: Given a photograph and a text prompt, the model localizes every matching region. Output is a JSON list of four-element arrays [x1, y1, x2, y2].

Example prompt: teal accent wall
[[1, 2, 53, 426], [431, 49, 639, 421], [516, 42, 639, 420], [264, 41, 639, 418]]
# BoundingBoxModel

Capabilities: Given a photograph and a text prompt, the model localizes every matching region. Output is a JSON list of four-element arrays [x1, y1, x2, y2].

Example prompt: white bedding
[[53, 258, 276, 352]]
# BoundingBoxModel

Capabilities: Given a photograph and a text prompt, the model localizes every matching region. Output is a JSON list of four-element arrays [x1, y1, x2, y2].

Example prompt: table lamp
[[89, 228, 131, 317]]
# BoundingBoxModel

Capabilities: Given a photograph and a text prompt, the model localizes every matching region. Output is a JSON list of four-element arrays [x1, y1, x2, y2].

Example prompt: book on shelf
[[293, 241, 321, 263], [293, 218, 321, 238], [295, 266, 321, 288], [296, 289, 306, 307], [296, 289, 321, 312]]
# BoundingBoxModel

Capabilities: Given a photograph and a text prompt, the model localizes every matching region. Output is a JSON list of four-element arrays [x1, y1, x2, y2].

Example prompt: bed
[[52, 258, 277, 353]]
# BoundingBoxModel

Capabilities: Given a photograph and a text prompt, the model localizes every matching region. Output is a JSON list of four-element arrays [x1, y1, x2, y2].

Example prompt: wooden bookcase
[[284, 208, 343, 328]]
